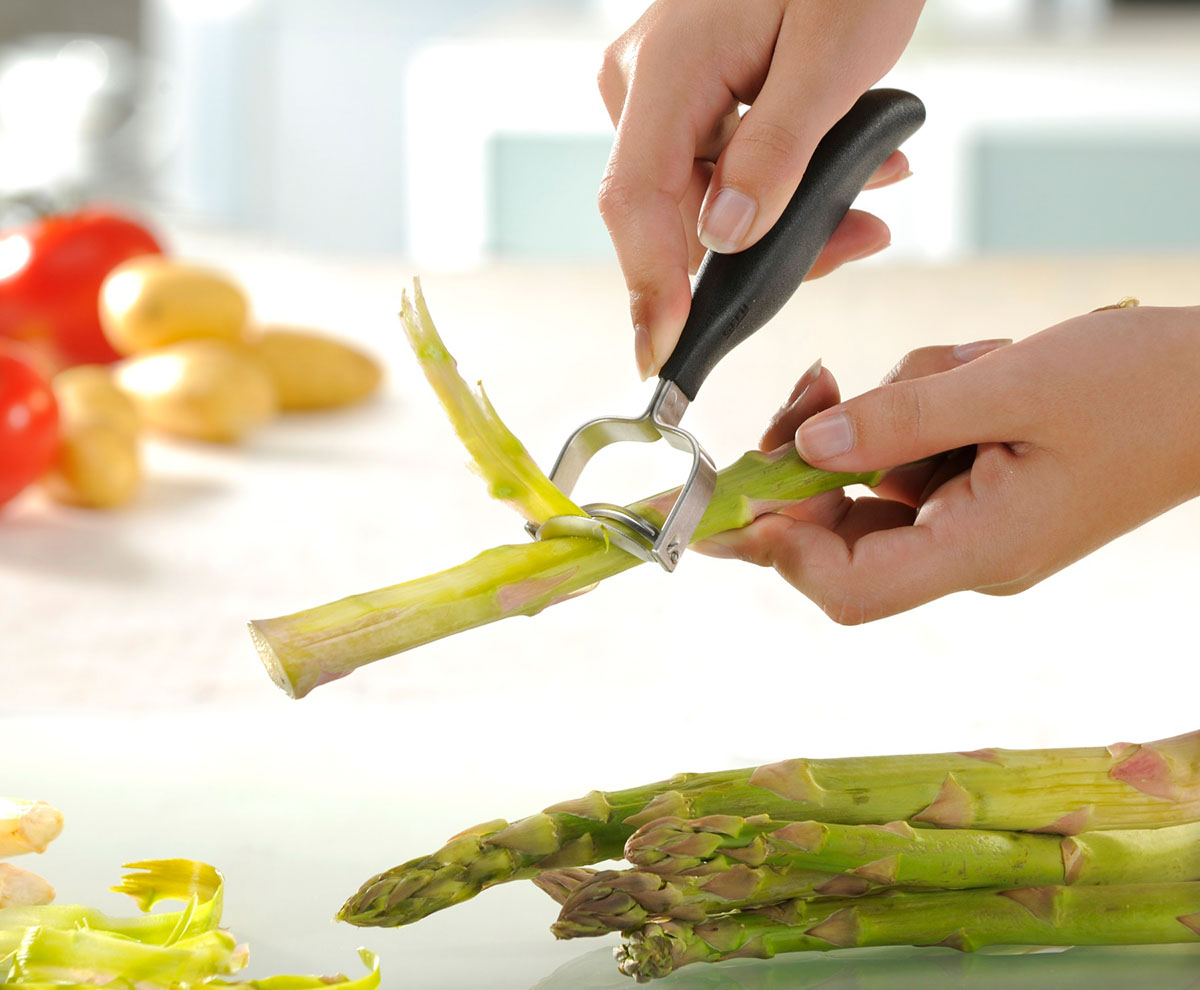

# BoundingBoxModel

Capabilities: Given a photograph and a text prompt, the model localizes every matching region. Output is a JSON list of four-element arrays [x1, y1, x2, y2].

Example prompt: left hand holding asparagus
[[698, 302, 1200, 622]]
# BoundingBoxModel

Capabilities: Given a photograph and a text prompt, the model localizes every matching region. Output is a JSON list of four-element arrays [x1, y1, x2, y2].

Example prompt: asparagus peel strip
[[249, 280, 877, 699], [624, 815, 1200, 889], [0, 859, 381, 988], [397, 280, 584, 525], [613, 882, 1200, 982], [338, 728, 1200, 928]]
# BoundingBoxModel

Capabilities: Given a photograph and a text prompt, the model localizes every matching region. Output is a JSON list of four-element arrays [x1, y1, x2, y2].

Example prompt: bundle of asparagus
[[339, 728, 1200, 980]]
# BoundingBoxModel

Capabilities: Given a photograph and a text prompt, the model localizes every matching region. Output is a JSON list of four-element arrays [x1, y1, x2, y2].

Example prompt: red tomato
[[0, 343, 59, 508], [0, 207, 164, 366]]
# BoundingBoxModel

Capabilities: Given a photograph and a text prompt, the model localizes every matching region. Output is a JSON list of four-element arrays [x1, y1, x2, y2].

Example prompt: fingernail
[[693, 534, 740, 559], [952, 338, 1011, 363], [698, 188, 757, 254], [848, 241, 889, 263], [768, 358, 823, 424], [797, 411, 854, 462], [634, 323, 654, 381], [796, 357, 823, 392]]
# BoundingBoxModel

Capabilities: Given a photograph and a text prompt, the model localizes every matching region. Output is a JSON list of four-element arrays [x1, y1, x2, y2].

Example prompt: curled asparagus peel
[[250, 280, 878, 699], [397, 279, 584, 525], [338, 728, 1200, 928], [614, 882, 1200, 982], [0, 859, 382, 988], [624, 815, 1200, 889]]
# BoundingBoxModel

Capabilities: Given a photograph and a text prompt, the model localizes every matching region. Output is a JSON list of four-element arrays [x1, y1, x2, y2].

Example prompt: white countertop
[[3, 243, 1199, 986]]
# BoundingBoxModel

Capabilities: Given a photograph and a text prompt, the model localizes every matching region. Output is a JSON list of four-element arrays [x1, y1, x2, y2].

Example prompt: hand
[[598, 0, 925, 378], [699, 304, 1200, 623]]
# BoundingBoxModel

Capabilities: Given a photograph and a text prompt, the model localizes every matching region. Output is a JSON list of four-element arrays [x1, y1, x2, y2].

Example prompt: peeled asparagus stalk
[[614, 882, 1200, 982], [0, 863, 55, 907], [251, 444, 873, 699], [339, 728, 1200, 928], [0, 800, 63, 857], [625, 815, 1200, 889], [249, 279, 878, 700]]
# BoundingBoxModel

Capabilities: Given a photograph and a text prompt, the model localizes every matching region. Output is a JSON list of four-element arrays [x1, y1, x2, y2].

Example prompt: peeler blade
[[528, 380, 716, 572]]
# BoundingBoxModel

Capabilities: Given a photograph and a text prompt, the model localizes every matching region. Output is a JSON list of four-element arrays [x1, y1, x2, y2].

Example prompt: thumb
[[795, 346, 1028, 472], [698, 84, 831, 255]]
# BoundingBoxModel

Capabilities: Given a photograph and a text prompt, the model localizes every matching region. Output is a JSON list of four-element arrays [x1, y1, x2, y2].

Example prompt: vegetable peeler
[[528, 89, 926, 571]]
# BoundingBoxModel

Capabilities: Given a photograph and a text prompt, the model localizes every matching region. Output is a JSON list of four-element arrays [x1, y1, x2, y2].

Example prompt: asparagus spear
[[338, 728, 1200, 928], [550, 865, 877, 938], [625, 815, 1200, 889], [249, 280, 879, 699], [0, 799, 63, 857], [614, 882, 1200, 982], [251, 443, 872, 699]]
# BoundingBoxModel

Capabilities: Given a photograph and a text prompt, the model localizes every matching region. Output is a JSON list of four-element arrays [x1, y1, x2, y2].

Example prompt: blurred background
[[2, 0, 1198, 261], [2, 3, 1199, 987]]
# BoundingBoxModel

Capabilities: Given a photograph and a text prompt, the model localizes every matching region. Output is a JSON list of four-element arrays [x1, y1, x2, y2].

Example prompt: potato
[[114, 339, 277, 443], [100, 257, 249, 354], [250, 327, 382, 410], [41, 419, 141, 508], [51, 365, 140, 436]]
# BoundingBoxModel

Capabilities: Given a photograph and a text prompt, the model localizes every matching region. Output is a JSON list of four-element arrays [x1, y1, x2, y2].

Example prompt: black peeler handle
[[658, 89, 926, 402]]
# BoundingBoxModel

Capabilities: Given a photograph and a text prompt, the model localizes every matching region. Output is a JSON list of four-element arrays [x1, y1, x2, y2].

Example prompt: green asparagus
[[339, 728, 1200, 927], [249, 280, 879, 699], [549, 865, 877, 938], [614, 882, 1200, 981], [624, 815, 1200, 888]]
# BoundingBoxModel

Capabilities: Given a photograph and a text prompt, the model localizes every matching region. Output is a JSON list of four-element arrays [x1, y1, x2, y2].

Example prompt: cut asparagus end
[[0, 862, 55, 907], [0, 798, 64, 857]]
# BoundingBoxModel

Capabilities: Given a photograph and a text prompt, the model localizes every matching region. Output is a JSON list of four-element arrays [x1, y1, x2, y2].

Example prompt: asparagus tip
[[532, 868, 597, 906]]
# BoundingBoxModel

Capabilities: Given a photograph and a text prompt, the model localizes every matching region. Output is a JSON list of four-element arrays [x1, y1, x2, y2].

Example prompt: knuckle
[[597, 42, 625, 97], [596, 170, 638, 223], [733, 118, 805, 174], [820, 592, 873, 626], [878, 381, 926, 441]]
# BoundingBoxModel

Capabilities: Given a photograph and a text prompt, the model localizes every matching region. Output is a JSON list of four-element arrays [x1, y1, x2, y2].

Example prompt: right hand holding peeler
[[528, 89, 926, 571]]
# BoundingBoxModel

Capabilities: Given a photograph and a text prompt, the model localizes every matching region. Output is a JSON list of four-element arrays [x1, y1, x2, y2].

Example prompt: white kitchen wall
[[136, 0, 1200, 260]]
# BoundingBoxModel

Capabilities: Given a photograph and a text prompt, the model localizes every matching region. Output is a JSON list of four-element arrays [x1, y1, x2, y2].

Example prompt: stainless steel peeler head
[[527, 90, 926, 574], [526, 380, 717, 571]]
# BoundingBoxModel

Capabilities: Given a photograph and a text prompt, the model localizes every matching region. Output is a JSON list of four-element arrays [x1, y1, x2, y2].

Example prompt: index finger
[[598, 60, 735, 379]]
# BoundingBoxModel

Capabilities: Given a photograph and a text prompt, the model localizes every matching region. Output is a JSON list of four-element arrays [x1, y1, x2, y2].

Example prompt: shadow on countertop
[[533, 943, 1200, 990]]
